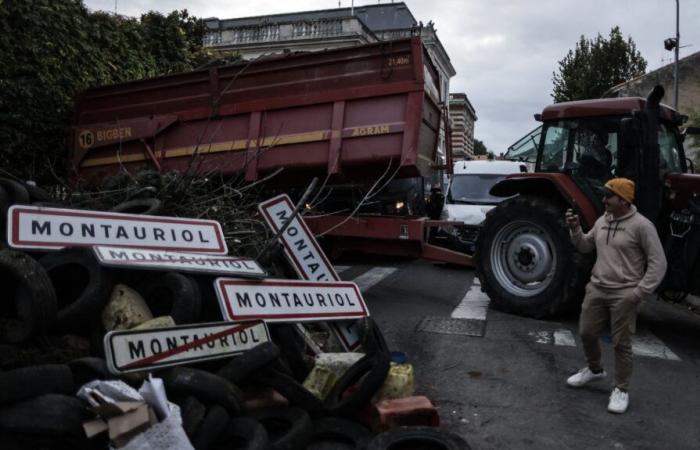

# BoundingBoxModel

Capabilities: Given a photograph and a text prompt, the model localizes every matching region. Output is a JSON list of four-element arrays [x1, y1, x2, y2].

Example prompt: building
[[448, 93, 477, 159], [203, 2, 458, 166], [604, 50, 700, 159]]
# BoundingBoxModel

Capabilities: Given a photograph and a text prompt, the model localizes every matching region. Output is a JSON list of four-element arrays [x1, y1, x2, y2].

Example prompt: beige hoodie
[[570, 205, 667, 299]]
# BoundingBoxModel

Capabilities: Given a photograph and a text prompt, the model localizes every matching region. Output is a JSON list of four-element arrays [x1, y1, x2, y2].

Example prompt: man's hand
[[565, 208, 580, 230]]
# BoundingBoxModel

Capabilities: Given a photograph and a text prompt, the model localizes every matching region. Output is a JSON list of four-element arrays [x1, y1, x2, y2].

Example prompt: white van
[[441, 160, 528, 252]]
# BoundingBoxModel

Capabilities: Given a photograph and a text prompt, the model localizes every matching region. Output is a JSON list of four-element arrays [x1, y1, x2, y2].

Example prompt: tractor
[[475, 86, 700, 318]]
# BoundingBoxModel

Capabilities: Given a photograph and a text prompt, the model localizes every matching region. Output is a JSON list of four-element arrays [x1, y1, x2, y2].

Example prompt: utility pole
[[674, 0, 679, 110]]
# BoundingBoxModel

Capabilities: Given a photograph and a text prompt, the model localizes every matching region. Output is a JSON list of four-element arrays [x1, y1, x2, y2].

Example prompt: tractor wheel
[[475, 195, 592, 318]]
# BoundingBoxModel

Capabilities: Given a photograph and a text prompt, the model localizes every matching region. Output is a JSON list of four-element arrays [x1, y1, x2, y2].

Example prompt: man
[[564, 178, 667, 414]]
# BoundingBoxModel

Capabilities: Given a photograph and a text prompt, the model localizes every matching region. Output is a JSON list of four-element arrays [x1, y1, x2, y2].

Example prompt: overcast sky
[[84, 0, 700, 153]]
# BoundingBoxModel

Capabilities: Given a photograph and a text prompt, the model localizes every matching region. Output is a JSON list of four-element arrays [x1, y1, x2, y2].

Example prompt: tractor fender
[[491, 173, 599, 228]]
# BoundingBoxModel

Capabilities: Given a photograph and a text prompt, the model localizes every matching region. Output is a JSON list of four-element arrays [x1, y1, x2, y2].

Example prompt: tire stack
[[0, 178, 469, 449]]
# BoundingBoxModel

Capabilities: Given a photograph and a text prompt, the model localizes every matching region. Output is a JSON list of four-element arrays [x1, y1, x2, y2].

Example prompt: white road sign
[[258, 194, 362, 349], [104, 321, 269, 374], [7, 205, 227, 253], [258, 195, 338, 282], [93, 246, 265, 277], [215, 278, 368, 323]]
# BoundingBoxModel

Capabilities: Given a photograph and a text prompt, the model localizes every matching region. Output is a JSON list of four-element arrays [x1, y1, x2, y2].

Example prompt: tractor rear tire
[[475, 195, 593, 318]]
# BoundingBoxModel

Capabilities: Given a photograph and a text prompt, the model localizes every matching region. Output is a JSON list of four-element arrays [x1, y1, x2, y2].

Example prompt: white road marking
[[632, 332, 681, 361], [334, 265, 351, 274], [553, 329, 577, 347], [529, 331, 552, 344], [451, 283, 490, 320], [352, 267, 398, 293]]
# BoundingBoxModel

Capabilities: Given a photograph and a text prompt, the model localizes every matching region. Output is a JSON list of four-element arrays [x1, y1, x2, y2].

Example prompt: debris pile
[[0, 175, 470, 449]]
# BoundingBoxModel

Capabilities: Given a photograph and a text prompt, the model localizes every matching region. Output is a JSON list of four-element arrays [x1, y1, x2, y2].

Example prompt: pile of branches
[[65, 169, 277, 261]]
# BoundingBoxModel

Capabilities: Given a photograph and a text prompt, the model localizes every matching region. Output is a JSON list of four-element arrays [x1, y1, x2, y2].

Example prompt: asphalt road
[[336, 257, 700, 450]]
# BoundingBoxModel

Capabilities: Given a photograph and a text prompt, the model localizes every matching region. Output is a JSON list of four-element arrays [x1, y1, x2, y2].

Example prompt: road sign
[[93, 246, 265, 278], [215, 278, 368, 323], [258, 194, 362, 349], [258, 195, 338, 282], [6, 205, 227, 253], [104, 321, 269, 374]]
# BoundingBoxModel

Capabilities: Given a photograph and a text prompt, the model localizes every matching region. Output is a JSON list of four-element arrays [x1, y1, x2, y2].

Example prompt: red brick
[[368, 395, 440, 431]]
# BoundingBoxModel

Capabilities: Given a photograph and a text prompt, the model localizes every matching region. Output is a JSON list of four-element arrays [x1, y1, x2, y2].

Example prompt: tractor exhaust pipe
[[646, 85, 664, 109]]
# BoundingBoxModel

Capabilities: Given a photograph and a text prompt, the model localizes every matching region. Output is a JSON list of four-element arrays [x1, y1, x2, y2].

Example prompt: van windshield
[[447, 174, 508, 205]]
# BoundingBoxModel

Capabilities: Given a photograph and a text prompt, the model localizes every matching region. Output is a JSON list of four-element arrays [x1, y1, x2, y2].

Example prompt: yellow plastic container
[[302, 366, 337, 400], [376, 363, 414, 401]]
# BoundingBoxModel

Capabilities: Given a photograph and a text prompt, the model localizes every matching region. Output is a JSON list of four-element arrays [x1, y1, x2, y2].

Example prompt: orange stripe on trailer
[[80, 125, 397, 168]]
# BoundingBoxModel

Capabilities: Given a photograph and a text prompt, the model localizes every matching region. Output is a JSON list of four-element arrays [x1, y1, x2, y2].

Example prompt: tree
[[473, 139, 487, 156], [0, 1, 210, 185], [552, 27, 647, 103]]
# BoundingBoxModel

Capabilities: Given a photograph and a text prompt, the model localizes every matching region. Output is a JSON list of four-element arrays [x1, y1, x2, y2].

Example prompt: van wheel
[[475, 195, 592, 318]]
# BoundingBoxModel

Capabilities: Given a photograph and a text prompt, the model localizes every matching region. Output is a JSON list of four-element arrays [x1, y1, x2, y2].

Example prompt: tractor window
[[540, 121, 570, 172], [539, 118, 619, 182], [659, 123, 682, 175]]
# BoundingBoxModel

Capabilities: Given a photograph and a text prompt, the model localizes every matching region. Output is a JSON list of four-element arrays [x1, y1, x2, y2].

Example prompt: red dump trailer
[[70, 37, 471, 265]]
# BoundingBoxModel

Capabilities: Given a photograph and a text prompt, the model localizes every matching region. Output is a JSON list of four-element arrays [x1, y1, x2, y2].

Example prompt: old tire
[[367, 426, 469, 450], [141, 272, 201, 324], [269, 324, 312, 382], [0, 364, 74, 404], [163, 367, 242, 415], [474, 195, 592, 318], [306, 417, 372, 450], [39, 247, 112, 330], [217, 342, 281, 385], [0, 250, 57, 343], [325, 352, 391, 417], [250, 406, 312, 450], [255, 368, 325, 415], [109, 198, 162, 215], [213, 417, 269, 450], [0, 394, 91, 436], [179, 395, 207, 438], [67, 357, 112, 386], [192, 405, 230, 450], [359, 317, 390, 355], [0, 178, 30, 205]]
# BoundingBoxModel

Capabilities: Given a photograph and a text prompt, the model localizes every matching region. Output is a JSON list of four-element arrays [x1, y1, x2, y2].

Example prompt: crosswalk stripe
[[351, 267, 397, 293], [534, 328, 682, 361], [334, 265, 351, 274], [631, 332, 682, 361], [553, 329, 577, 347], [451, 284, 489, 320]]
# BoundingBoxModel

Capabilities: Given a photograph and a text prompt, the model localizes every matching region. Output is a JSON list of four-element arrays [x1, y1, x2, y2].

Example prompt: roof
[[453, 160, 527, 175], [541, 97, 677, 122], [206, 2, 417, 32], [604, 49, 700, 96]]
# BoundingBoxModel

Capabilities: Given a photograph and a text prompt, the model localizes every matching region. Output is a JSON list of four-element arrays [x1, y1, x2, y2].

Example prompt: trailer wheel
[[475, 195, 592, 318]]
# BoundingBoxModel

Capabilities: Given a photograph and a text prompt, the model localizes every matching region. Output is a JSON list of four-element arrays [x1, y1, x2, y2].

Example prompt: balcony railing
[[204, 17, 375, 47]]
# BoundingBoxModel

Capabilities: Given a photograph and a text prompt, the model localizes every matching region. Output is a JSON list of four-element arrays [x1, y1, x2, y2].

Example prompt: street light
[[663, 0, 680, 110]]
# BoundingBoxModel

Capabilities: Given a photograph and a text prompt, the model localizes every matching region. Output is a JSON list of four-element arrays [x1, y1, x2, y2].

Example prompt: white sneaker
[[566, 367, 607, 387], [608, 387, 629, 414]]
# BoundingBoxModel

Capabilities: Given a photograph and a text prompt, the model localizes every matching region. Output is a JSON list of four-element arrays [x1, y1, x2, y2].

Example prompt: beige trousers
[[579, 282, 642, 391]]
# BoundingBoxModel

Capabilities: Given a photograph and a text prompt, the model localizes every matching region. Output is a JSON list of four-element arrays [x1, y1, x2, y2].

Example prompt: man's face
[[603, 192, 626, 215]]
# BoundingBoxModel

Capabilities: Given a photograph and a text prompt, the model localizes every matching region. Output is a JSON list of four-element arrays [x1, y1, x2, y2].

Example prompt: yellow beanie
[[604, 178, 635, 204]]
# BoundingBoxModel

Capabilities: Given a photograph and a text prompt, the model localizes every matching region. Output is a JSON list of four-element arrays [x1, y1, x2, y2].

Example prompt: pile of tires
[[0, 178, 469, 449]]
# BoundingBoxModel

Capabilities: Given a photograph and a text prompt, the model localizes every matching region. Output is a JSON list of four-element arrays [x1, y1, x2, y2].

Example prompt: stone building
[[448, 93, 477, 159], [202, 2, 458, 166]]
